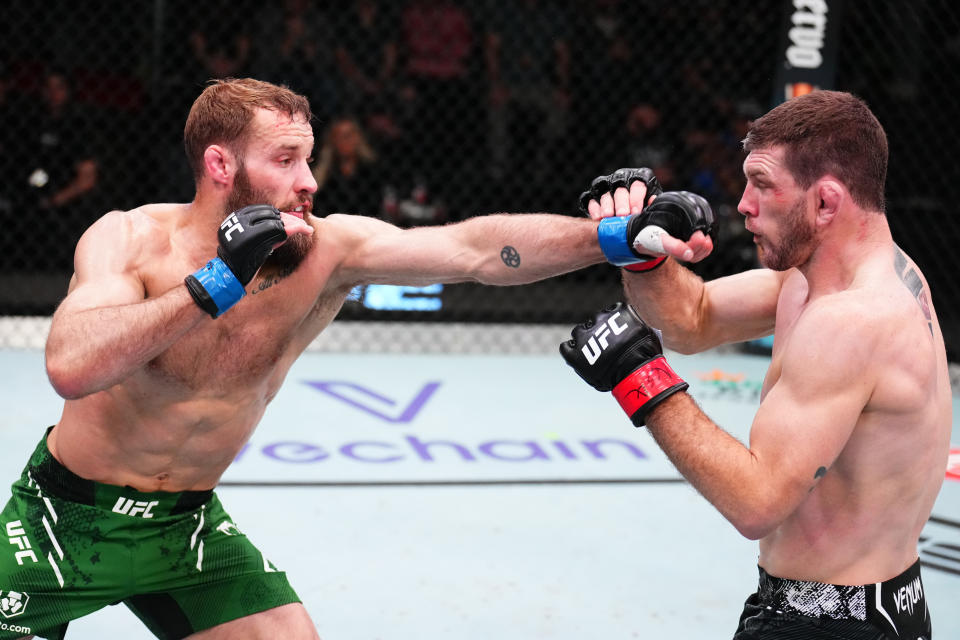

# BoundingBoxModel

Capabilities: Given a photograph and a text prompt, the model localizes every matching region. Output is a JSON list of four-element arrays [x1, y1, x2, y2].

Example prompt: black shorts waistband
[[757, 560, 930, 638], [757, 565, 869, 621], [27, 427, 213, 517]]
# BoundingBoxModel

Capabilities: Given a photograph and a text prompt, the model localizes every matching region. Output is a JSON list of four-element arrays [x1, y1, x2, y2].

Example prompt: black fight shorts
[[733, 559, 930, 640]]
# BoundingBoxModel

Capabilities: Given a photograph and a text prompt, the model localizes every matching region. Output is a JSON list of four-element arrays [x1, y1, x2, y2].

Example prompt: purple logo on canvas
[[303, 380, 440, 424]]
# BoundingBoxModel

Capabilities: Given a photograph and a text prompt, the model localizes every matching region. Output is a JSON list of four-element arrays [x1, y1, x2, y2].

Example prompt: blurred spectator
[[312, 115, 447, 227], [332, 0, 403, 187], [688, 129, 741, 194], [683, 98, 755, 208], [397, 0, 478, 209], [251, 0, 340, 120], [622, 102, 678, 188], [34, 71, 100, 207], [0, 62, 22, 219], [14, 68, 102, 269], [312, 116, 388, 217], [187, 0, 252, 81], [386, 175, 449, 228], [681, 98, 759, 280], [572, 0, 648, 173], [334, 0, 398, 118], [484, 0, 571, 194]]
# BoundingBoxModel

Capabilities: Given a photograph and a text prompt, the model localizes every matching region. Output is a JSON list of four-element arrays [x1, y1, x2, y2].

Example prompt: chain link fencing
[[0, 0, 958, 361]]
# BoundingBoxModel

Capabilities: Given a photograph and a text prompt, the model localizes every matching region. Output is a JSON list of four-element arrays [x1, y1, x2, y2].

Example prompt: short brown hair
[[743, 90, 888, 212], [184, 78, 313, 184]]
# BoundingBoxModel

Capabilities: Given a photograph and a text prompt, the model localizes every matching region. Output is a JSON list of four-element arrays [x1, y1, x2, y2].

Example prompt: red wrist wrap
[[623, 256, 666, 272], [611, 356, 685, 419]]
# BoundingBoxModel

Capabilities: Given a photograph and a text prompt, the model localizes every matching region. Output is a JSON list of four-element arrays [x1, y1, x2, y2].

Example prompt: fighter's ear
[[203, 145, 236, 186], [814, 178, 844, 227]]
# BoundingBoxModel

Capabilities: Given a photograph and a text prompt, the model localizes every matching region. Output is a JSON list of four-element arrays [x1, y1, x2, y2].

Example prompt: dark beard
[[760, 196, 816, 271], [259, 232, 312, 280], [224, 164, 315, 280]]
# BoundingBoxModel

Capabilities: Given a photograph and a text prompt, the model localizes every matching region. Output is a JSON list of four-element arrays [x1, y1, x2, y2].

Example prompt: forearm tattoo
[[894, 246, 933, 335], [500, 245, 521, 268]]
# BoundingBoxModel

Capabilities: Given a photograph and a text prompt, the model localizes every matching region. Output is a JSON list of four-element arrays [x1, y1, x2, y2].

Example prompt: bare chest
[[141, 254, 337, 393], [146, 312, 297, 391]]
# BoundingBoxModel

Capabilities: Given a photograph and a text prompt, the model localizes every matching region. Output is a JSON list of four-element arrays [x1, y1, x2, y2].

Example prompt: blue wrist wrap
[[597, 216, 639, 266], [191, 257, 246, 317]]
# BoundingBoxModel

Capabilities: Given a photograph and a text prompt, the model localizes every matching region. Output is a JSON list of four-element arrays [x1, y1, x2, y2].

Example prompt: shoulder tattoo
[[893, 246, 933, 336]]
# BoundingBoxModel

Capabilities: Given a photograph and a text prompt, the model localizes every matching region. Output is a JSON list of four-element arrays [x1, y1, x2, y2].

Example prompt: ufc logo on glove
[[580, 312, 629, 365], [561, 302, 687, 428], [220, 214, 245, 242]]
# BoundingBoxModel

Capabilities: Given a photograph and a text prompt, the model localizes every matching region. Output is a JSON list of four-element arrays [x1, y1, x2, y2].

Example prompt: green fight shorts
[[0, 428, 301, 640]]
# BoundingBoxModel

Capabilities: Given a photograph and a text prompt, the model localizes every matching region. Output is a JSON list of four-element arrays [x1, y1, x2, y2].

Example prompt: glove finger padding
[[578, 167, 663, 217], [629, 190, 718, 250], [216, 204, 287, 285], [560, 302, 688, 427]]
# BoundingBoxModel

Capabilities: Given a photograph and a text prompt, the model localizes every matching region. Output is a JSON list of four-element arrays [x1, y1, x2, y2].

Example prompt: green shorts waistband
[[27, 427, 213, 517]]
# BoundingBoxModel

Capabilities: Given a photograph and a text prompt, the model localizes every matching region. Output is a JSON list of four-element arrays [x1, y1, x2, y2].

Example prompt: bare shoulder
[[74, 204, 188, 278], [891, 244, 938, 327], [856, 244, 939, 337], [796, 291, 884, 359], [764, 291, 888, 419], [81, 204, 185, 249], [872, 246, 945, 411]]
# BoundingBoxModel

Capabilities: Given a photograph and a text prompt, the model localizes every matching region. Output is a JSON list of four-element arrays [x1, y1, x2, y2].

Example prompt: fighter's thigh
[[0, 483, 122, 639], [125, 495, 304, 637], [186, 602, 319, 640]]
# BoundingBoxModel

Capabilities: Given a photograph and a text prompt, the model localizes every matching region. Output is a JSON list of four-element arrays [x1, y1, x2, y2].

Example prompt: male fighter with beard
[[0, 78, 693, 640], [564, 91, 951, 639]]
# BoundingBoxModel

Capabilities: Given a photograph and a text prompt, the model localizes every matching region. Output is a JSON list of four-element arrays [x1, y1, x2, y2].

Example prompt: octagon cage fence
[[0, 1, 958, 386]]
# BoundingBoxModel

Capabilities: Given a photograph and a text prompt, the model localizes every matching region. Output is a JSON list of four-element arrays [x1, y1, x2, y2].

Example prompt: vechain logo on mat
[[236, 433, 648, 466], [228, 378, 670, 479]]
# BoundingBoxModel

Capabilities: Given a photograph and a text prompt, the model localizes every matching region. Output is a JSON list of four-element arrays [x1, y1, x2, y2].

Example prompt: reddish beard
[[758, 195, 816, 271], [225, 163, 314, 279]]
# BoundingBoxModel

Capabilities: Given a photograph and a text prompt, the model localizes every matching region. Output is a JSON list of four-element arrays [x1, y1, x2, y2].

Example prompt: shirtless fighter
[[563, 91, 952, 639], [0, 78, 700, 639]]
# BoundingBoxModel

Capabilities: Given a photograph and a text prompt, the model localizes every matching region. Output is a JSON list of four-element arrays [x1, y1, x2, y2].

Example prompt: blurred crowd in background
[[1, 0, 958, 355]]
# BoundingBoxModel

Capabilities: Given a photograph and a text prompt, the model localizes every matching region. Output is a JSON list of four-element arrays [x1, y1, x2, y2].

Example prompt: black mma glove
[[560, 302, 688, 427], [597, 190, 717, 272], [578, 167, 662, 217], [184, 204, 287, 318]]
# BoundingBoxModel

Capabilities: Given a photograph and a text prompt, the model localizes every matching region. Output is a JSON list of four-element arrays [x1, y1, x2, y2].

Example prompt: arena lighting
[[348, 284, 444, 311]]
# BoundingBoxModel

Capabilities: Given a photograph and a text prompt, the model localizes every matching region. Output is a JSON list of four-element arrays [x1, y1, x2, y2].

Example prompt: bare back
[[757, 245, 952, 584], [48, 204, 355, 492]]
